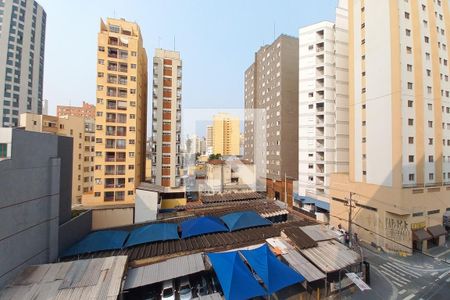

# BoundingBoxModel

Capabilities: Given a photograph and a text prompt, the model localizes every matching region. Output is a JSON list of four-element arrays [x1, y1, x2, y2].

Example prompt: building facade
[[297, 1, 349, 206], [0, 0, 46, 127], [212, 113, 240, 156], [57, 101, 95, 119], [206, 125, 213, 154], [20, 113, 95, 204], [151, 49, 182, 188], [92, 18, 148, 205], [244, 35, 299, 202], [330, 0, 450, 253]]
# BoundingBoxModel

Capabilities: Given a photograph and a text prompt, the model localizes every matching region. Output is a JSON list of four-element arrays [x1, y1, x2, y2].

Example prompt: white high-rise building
[[297, 0, 349, 206], [0, 0, 46, 127]]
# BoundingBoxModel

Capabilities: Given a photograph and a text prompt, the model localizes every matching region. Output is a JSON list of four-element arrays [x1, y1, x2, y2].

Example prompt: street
[[340, 243, 450, 300]]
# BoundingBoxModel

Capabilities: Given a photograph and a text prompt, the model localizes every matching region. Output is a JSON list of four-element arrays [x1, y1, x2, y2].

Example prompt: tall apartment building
[[20, 113, 95, 204], [206, 125, 213, 154], [0, 0, 46, 127], [244, 35, 299, 202], [151, 49, 182, 188], [297, 1, 349, 207], [57, 101, 95, 119], [330, 0, 450, 253], [92, 18, 148, 205], [212, 113, 240, 156]]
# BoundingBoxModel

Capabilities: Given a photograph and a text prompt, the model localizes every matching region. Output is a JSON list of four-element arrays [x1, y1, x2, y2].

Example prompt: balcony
[[109, 37, 119, 46], [108, 64, 118, 71], [104, 192, 114, 201]]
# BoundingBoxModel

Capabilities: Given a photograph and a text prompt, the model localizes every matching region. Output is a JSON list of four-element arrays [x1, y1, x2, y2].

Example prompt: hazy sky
[[38, 0, 337, 121]]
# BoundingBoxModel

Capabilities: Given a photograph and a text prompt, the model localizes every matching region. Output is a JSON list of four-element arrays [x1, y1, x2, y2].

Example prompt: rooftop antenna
[[273, 22, 276, 40], [173, 35, 176, 51]]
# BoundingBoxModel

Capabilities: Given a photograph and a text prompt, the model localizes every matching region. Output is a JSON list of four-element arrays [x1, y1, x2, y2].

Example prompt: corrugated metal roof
[[299, 225, 336, 242], [300, 240, 360, 273], [282, 227, 318, 249], [427, 225, 447, 237], [282, 251, 326, 282], [412, 229, 432, 241], [0, 256, 127, 300], [124, 253, 205, 290]]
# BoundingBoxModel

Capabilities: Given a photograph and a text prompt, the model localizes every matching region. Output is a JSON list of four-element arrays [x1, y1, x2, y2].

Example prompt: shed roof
[[180, 216, 229, 238], [0, 256, 127, 300], [220, 211, 272, 231], [124, 253, 205, 290], [282, 227, 318, 249], [282, 251, 326, 282], [412, 228, 432, 241], [124, 223, 179, 248], [299, 225, 337, 242], [300, 240, 360, 273], [62, 230, 129, 257]]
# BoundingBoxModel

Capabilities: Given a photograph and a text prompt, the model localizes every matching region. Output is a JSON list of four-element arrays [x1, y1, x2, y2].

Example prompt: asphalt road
[[340, 246, 450, 300]]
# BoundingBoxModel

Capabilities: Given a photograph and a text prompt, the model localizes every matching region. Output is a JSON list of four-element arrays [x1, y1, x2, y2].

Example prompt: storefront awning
[[427, 225, 447, 238], [294, 196, 330, 211], [412, 229, 432, 241]]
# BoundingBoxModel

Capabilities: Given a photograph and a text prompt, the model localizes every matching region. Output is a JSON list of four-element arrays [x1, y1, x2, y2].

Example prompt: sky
[[38, 0, 337, 134]]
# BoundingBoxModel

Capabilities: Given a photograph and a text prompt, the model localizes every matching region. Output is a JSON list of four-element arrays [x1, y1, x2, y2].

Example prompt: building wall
[[151, 49, 182, 188], [0, 129, 71, 288], [244, 35, 299, 180], [57, 101, 95, 119], [135, 189, 158, 222], [20, 113, 95, 205], [298, 1, 349, 203], [212, 113, 240, 156], [93, 18, 148, 205], [0, 0, 46, 127], [91, 207, 134, 230]]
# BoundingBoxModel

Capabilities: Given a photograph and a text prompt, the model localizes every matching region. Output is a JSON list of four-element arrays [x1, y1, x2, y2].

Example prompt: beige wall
[[91, 207, 134, 230], [330, 173, 449, 253]]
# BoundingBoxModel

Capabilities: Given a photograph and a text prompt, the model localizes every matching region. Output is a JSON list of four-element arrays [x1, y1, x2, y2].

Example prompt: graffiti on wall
[[385, 216, 410, 242]]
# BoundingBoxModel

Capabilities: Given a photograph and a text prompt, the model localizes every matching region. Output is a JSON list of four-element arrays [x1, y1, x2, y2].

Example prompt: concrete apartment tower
[[0, 0, 46, 127], [92, 18, 148, 205], [212, 113, 240, 156], [330, 0, 450, 253], [151, 49, 182, 188], [244, 35, 299, 202], [20, 112, 95, 205], [297, 1, 349, 209], [206, 125, 213, 154]]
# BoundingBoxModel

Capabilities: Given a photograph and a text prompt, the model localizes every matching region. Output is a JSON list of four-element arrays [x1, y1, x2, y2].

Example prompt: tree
[[208, 153, 222, 160]]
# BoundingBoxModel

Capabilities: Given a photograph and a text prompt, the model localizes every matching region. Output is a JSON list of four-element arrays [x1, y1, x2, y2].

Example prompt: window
[[0, 144, 7, 158], [405, 12, 410, 19], [129, 152, 135, 157], [428, 120, 433, 128], [409, 155, 414, 163], [427, 86, 432, 94], [408, 119, 414, 126], [407, 64, 412, 71], [429, 155, 434, 162], [406, 46, 412, 54], [424, 36, 429, 43], [427, 69, 431, 76], [98, 46, 105, 52], [429, 173, 434, 180], [409, 137, 414, 144], [408, 100, 413, 107], [409, 173, 415, 181], [406, 29, 411, 36], [429, 138, 433, 145], [408, 82, 413, 89], [131, 64, 136, 69], [428, 103, 432, 110], [131, 51, 137, 56], [128, 165, 134, 170]]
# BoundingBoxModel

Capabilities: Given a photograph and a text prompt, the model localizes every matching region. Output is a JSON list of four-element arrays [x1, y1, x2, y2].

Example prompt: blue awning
[[240, 244, 304, 294], [181, 216, 229, 238], [207, 251, 266, 300], [124, 223, 179, 248], [296, 196, 330, 211], [62, 230, 129, 257], [220, 211, 272, 232]]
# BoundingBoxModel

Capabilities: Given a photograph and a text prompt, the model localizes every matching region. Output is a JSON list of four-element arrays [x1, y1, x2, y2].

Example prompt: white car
[[178, 276, 193, 300], [334, 229, 346, 243], [161, 280, 175, 300]]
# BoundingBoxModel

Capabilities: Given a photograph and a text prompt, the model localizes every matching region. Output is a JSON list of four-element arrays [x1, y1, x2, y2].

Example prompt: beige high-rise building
[[90, 18, 148, 205], [206, 125, 213, 154], [244, 35, 299, 202], [20, 113, 95, 205], [151, 49, 182, 188], [330, 0, 450, 253], [212, 113, 240, 156]]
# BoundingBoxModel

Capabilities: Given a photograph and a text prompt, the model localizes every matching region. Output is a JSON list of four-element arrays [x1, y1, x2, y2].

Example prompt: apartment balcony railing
[[107, 91, 117, 97], [108, 66, 118, 71]]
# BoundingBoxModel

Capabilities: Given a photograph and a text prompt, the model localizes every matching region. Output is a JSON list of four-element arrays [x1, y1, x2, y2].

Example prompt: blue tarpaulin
[[124, 223, 179, 248], [241, 244, 305, 294], [207, 251, 266, 300], [62, 230, 129, 257], [220, 211, 272, 231], [294, 195, 330, 211], [181, 216, 229, 238]]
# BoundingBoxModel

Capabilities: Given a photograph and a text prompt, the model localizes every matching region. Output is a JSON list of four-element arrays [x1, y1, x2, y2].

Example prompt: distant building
[[20, 113, 95, 205], [296, 1, 349, 210], [57, 101, 95, 119], [93, 18, 148, 205], [206, 125, 213, 154], [212, 113, 240, 156], [244, 35, 299, 203], [0, 0, 46, 127], [205, 159, 257, 193], [0, 128, 73, 288], [151, 49, 182, 188]]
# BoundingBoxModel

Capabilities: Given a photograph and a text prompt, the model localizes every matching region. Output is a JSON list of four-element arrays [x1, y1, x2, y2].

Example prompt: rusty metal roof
[[282, 227, 318, 249]]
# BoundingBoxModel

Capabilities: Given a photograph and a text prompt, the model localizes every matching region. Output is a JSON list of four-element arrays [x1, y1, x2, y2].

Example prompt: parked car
[[161, 280, 175, 300], [178, 276, 193, 300]]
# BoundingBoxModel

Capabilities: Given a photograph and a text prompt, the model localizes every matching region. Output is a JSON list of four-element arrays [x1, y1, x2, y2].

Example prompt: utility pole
[[345, 192, 356, 247], [284, 172, 287, 205]]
